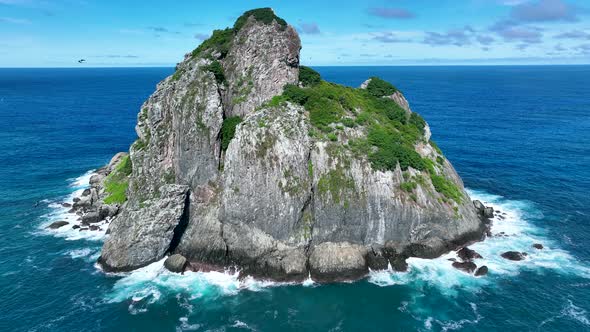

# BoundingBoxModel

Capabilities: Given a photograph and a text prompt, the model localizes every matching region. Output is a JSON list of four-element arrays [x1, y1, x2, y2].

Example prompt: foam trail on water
[[368, 188, 590, 296], [105, 259, 288, 311]]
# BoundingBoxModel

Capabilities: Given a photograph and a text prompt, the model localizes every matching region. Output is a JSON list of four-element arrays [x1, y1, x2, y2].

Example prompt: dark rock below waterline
[[89, 225, 100, 231], [475, 265, 488, 276], [81, 211, 100, 225], [164, 254, 188, 273], [483, 207, 494, 218], [501, 251, 526, 261], [72, 225, 80, 229], [473, 200, 485, 212], [457, 247, 483, 261], [62, 202, 72, 208], [452, 261, 477, 273], [47, 221, 69, 229], [533, 243, 544, 250]]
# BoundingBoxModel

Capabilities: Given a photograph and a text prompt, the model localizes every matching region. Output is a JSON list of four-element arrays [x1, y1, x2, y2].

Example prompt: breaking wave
[[368, 189, 590, 296]]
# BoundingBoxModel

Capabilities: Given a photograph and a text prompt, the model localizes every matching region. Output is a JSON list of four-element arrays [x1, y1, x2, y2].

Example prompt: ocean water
[[0, 66, 589, 331]]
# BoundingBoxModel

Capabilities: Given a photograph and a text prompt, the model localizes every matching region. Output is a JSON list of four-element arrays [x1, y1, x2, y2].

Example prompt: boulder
[[473, 200, 485, 212], [81, 189, 91, 197], [452, 261, 477, 273], [164, 254, 188, 273], [475, 265, 488, 276], [501, 251, 526, 261], [99, 204, 119, 220], [47, 221, 68, 229], [62, 202, 72, 208], [483, 207, 494, 218], [72, 225, 80, 230], [309, 242, 368, 282], [81, 211, 100, 225], [89, 225, 100, 231], [533, 243, 544, 250], [98, 185, 190, 272], [89, 174, 104, 188], [457, 247, 483, 261]]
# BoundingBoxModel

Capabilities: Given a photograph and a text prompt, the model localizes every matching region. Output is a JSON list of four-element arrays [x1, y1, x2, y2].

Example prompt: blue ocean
[[1, 66, 589, 331]]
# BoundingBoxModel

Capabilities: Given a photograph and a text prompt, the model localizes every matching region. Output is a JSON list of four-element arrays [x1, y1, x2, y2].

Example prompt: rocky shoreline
[[46, 153, 128, 235], [48, 168, 545, 282]]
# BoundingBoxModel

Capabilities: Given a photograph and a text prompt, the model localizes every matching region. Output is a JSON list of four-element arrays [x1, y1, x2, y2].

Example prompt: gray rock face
[[97, 9, 486, 282], [98, 185, 189, 272], [309, 242, 368, 282], [223, 16, 300, 118]]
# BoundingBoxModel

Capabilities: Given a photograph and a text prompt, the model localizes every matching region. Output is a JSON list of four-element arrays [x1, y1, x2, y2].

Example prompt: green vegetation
[[327, 133, 338, 142], [221, 116, 242, 151], [400, 181, 417, 192], [431, 174, 463, 203], [205, 60, 226, 84], [191, 28, 233, 58], [233, 7, 287, 32], [192, 8, 287, 59], [299, 66, 321, 86], [171, 68, 184, 81], [366, 77, 397, 98], [308, 159, 314, 178], [317, 168, 355, 204], [103, 155, 132, 204]]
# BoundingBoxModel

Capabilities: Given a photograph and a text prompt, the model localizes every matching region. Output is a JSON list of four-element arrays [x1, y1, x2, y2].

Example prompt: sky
[[1, 0, 589, 67]]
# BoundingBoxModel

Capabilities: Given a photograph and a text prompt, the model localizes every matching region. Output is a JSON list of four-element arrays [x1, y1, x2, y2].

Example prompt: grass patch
[[171, 69, 185, 81], [103, 155, 132, 204], [221, 116, 242, 151], [400, 181, 417, 192], [317, 168, 355, 204], [430, 174, 463, 203]]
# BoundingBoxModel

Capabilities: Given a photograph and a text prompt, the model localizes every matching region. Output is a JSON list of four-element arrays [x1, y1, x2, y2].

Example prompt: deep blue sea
[[1, 66, 589, 331]]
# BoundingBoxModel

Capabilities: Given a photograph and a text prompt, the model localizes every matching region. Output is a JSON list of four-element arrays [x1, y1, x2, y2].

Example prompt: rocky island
[[69, 8, 494, 282]]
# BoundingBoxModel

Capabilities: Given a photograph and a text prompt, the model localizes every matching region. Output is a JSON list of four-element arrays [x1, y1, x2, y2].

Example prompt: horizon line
[[2, 63, 590, 69]]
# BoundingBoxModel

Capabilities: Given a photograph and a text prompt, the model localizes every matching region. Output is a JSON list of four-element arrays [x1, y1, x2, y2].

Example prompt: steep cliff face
[[98, 8, 486, 281]]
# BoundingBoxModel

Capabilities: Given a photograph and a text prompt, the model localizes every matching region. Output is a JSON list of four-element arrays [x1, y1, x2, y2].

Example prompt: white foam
[[105, 259, 285, 308], [539, 299, 590, 328], [38, 170, 110, 241], [368, 189, 590, 295]]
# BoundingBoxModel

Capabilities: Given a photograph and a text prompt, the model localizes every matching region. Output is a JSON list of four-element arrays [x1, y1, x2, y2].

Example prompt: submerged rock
[[457, 247, 483, 261], [96, 8, 486, 282], [47, 221, 68, 229], [475, 265, 488, 276], [452, 261, 477, 273], [483, 207, 494, 219], [501, 251, 526, 261], [164, 254, 188, 273], [533, 243, 544, 250]]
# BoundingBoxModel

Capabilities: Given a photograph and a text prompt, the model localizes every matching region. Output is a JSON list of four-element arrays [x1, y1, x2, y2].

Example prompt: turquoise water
[[0, 66, 589, 331]]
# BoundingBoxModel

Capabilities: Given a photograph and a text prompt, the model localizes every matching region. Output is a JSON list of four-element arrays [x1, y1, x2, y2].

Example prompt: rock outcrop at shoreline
[[93, 8, 490, 282]]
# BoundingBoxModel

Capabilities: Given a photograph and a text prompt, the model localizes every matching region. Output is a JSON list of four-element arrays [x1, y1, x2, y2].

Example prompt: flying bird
[[78, 59, 86, 63]]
